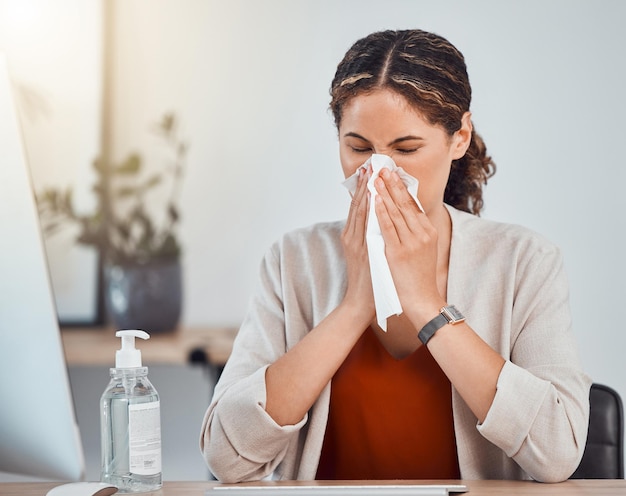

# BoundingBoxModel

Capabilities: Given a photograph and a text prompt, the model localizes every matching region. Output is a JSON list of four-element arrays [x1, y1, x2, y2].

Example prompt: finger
[[345, 169, 361, 227], [382, 169, 422, 217], [351, 169, 370, 242], [374, 192, 401, 245], [373, 174, 413, 243], [376, 170, 425, 235], [346, 168, 369, 240]]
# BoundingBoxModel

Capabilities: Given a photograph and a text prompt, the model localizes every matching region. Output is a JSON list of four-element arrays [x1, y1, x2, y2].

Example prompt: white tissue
[[342, 154, 424, 331]]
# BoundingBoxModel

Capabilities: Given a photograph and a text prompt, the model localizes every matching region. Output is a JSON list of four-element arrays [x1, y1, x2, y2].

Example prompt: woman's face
[[338, 89, 472, 213]]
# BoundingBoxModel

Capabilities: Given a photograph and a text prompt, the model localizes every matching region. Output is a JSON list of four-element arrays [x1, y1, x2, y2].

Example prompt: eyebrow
[[343, 132, 425, 146]]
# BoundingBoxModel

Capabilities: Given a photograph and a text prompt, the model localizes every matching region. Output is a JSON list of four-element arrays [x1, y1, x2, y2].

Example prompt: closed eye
[[350, 145, 372, 153]]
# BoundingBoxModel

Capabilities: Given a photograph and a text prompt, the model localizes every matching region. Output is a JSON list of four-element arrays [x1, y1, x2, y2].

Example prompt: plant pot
[[104, 257, 182, 334]]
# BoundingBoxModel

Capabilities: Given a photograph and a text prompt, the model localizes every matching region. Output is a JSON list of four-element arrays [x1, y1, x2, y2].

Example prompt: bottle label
[[128, 400, 162, 475]]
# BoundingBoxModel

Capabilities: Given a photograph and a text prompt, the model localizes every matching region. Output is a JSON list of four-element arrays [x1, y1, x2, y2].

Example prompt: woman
[[200, 29, 590, 483]]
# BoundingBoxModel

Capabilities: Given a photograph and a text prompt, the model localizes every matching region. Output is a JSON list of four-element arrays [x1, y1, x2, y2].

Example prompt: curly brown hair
[[330, 29, 495, 215]]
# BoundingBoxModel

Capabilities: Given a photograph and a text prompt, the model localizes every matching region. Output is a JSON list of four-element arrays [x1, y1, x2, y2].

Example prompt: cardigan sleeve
[[200, 243, 308, 483], [476, 243, 591, 482]]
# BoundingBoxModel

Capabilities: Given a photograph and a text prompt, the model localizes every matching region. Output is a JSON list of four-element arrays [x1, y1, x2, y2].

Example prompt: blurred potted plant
[[37, 113, 187, 333]]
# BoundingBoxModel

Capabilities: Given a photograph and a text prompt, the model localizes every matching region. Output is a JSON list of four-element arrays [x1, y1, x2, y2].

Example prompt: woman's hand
[[373, 168, 445, 325], [341, 167, 376, 320], [264, 168, 377, 427], [373, 168, 506, 423]]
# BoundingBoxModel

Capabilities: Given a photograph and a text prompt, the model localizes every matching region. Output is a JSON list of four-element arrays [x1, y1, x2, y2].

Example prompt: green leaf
[[115, 154, 141, 175], [92, 157, 105, 173], [113, 221, 131, 241], [168, 204, 179, 223], [63, 189, 73, 211], [141, 174, 161, 191], [157, 233, 181, 258], [160, 113, 175, 133], [115, 186, 139, 198]]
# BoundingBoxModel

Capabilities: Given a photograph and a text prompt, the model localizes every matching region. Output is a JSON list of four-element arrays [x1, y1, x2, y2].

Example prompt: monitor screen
[[0, 53, 85, 481]]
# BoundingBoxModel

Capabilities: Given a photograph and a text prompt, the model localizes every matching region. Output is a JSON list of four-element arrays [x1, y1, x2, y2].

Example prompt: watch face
[[441, 305, 465, 324]]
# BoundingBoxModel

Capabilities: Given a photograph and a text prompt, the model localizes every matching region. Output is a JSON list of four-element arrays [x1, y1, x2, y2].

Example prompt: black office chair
[[571, 383, 624, 479]]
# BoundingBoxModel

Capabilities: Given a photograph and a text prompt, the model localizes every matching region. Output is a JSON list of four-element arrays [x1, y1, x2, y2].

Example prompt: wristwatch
[[418, 305, 465, 345]]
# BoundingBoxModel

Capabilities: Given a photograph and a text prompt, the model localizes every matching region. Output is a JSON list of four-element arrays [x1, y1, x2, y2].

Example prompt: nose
[[373, 149, 393, 158]]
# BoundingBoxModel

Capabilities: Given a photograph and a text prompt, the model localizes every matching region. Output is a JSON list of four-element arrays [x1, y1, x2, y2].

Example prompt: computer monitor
[[0, 53, 85, 481]]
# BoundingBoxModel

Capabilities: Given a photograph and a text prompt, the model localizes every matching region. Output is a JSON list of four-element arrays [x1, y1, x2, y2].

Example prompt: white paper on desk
[[342, 154, 424, 331], [209, 483, 469, 495]]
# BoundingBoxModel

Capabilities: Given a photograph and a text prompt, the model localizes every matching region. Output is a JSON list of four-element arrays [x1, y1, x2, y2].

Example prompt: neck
[[431, 202, 452, 254], [430, 202, 452, 299]]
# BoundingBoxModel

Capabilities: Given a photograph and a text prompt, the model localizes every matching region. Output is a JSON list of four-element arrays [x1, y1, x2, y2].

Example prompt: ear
[[451, 112, 473, 160]]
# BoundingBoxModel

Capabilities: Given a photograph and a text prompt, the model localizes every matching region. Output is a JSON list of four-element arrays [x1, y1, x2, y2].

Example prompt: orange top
[[316, 327, 460, 480]]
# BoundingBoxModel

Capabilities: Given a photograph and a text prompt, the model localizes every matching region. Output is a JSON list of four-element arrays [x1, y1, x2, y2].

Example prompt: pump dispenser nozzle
[[115, 329, 150, 368]]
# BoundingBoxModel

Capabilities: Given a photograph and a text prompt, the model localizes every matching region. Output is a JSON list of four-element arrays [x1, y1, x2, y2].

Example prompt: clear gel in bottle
[[100, 330, 162, 493]]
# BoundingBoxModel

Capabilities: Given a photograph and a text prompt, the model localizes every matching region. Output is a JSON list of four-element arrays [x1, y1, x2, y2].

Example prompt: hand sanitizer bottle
[[100, 330, 162, 493]]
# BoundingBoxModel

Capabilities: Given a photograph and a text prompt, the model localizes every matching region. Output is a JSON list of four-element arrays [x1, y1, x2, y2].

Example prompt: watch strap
[[418, 313, 449, 345]]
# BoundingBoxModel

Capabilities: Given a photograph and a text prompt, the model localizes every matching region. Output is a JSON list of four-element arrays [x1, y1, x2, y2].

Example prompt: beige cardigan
[[201, 205, 591, 483]]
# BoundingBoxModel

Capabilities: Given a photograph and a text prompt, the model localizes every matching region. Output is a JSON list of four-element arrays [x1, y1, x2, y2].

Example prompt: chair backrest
[[571, 383, 624, 479]]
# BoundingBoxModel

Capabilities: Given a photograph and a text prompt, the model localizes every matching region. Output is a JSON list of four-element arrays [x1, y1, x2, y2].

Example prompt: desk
[[4, 480, 626, 496], [61, 326, 238, 368]]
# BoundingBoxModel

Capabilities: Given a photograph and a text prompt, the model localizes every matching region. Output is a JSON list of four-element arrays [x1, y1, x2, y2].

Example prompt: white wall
[[106, 0, 626, 406]]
